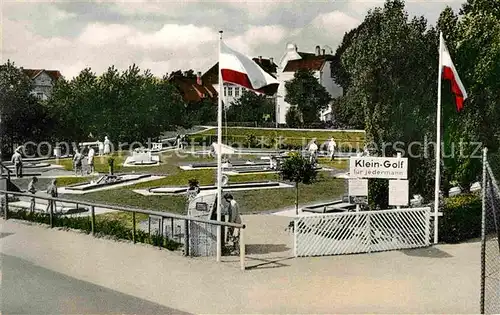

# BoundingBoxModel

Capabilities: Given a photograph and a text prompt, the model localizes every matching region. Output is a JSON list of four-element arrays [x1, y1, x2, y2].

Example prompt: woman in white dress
[[103, 136, 111, 155]]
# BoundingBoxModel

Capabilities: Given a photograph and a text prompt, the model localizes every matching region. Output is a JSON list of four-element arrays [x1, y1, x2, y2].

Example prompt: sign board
[[348, 179, 368, 196], [349, 156, 408, 179], [195, 202, 209, 212], [388, 180, 409, 206]]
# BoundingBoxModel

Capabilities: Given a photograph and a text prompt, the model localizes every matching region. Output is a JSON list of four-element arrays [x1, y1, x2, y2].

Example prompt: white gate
[[294, 207, 431, 257]]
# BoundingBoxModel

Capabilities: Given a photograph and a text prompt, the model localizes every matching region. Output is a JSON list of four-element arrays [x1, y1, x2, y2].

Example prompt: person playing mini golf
[[27, 176, 38, 213], [11, 148, 23, 178], [224, 193, 241, 252]]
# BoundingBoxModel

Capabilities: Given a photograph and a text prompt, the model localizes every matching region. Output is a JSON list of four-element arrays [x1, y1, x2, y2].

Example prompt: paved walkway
[[0, 215, 480, 314]]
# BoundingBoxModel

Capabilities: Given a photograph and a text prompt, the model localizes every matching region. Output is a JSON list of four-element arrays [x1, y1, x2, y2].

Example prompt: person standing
[[11, 148, 23, 178], [87, 146, 95, 174], [176, 134, 181, 149], [27, 176, 38, 213], [328, 137, 337, 161], [103, 136, 111, 155], [73, 149, 83, 176], [223, 193, 242, 250], [98, 140, 104, 156], [308, 139, 318, 165], [45, 179, 58, 213]]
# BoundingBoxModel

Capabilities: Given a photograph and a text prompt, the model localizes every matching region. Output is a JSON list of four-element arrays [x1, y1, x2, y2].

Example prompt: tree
[[47, 65, 188, 145], [0, 60, 52, 157], [284, 69, 331, 125], [226, 90, 274, 124], [280, 152, 318, 214], [436, 1, 500, 192], [285, 106, 302, 128], [333, 0, 440, 205]]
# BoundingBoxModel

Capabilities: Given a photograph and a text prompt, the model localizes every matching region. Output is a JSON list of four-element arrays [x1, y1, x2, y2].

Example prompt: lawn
[[195, 127, 365, 149], [58, 150, 348, 215]]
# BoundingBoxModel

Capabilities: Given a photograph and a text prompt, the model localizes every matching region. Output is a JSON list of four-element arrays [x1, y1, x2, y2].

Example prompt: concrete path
[[0, 253, 189, 314], [0, 215, 480, 314]]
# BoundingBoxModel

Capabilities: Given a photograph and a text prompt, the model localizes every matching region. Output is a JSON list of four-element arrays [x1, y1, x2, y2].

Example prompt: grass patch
[[317, 158, 349, 170], [64, 174, 346, 215], [195, 127, 365, 149], [54, 149, 348, 217]]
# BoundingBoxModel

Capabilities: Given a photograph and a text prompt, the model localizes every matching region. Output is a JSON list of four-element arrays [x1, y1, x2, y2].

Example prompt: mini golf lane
[[133, 181, 294, 196], [59, 174, 166, 195], [65, 174, 153, 191]]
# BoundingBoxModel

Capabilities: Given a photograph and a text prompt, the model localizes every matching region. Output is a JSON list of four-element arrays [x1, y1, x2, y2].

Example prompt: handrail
[[0, 189, 245, 229], [0, 161, 12, 181], [0, 161, 13, 173]]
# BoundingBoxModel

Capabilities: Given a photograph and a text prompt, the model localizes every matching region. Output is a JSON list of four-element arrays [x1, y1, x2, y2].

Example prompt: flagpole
[[216, 30, 223, 262], [433, 32, 443, 244]]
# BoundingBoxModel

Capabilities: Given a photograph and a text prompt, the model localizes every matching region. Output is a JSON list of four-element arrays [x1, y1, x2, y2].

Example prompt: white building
[[202, 57, 278, 108], [276, 43, 343, 124], [22, 69, 63, 100]]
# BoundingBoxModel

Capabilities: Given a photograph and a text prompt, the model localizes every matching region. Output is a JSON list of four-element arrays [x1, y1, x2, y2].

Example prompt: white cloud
[[311, 11, 360, 32], [78, 23, 134, 46], [128, 24, 217, 50], [1, 0, 464, 80], [226, 25, 288, 56]]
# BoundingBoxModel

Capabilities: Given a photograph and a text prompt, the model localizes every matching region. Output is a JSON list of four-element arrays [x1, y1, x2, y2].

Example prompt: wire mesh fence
[[481, 156, 500, 314]]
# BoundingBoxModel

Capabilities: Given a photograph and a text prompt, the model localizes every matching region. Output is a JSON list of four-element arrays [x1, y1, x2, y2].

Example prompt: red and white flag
[[219, 41, 279, 95], [440, 33, 467, 111]]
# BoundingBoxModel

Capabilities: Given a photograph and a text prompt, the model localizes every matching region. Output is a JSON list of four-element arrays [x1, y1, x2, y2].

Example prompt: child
[[46, 179, 58, 213], [27, 176, 38, 213]]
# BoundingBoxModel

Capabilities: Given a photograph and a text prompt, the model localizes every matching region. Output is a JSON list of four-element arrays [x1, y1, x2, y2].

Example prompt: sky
[[1, 0, 465, 79]]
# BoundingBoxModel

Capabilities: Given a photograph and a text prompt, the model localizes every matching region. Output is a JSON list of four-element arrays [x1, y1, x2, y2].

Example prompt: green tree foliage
[[284, 69, 331, 125], [333, 0, 439, 203], [0, 60, 52, 157], [226, 90, 275, 124], [285, 106, 302, 128], [185, 98, 216, 125], [46, 64, 187, 144], [437, 0, 500, 192], [280, 152, 318, 214]]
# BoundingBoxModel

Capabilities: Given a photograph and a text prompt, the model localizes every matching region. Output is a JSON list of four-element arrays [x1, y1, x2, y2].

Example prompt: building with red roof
[[276, 44, 343, 124], [22, 69, 63, 100]]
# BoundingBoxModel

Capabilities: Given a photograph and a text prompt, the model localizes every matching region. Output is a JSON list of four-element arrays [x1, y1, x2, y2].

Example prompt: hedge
[[439, 193, 482, 243]]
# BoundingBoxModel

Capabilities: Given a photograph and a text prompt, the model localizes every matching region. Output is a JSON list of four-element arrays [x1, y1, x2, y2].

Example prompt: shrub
[[439, 193, 482, 243], [7, 209, 181, 250]]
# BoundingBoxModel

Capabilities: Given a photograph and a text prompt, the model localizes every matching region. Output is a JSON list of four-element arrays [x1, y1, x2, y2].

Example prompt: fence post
[[148, 216, 151, 240], [132, 211, 136, 244], [184, 219, 190, 256], [294, 218, 298, 257], [4, 191, 8, 220], [424, 208, 431, 246], [91, 206, 96, 235], [240, 227, 245, 271], [158, 219, 161, 249], [171, 217, 174, 240], [160, 217, 164, 246], [49, 199, 54, 228], [367, 212, 372, 253], [480, 147, 487, 314]]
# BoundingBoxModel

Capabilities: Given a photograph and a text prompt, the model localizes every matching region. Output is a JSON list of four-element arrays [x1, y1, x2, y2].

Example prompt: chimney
[[315, 45, 320, 56], [322, 49, 325, 55], [196, 71, 202, 85], [269, 57, 274, 64], [258, 56, 262, 63]]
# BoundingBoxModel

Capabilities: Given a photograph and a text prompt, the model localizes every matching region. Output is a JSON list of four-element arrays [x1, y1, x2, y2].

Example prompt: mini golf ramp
[[148, 181, 283, 194]]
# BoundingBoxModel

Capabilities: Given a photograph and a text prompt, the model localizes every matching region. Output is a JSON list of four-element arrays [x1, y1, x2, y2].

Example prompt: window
[[224, 86, 227, 96], [227, 86, 233, 97], [234, 87, 240, 97]]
